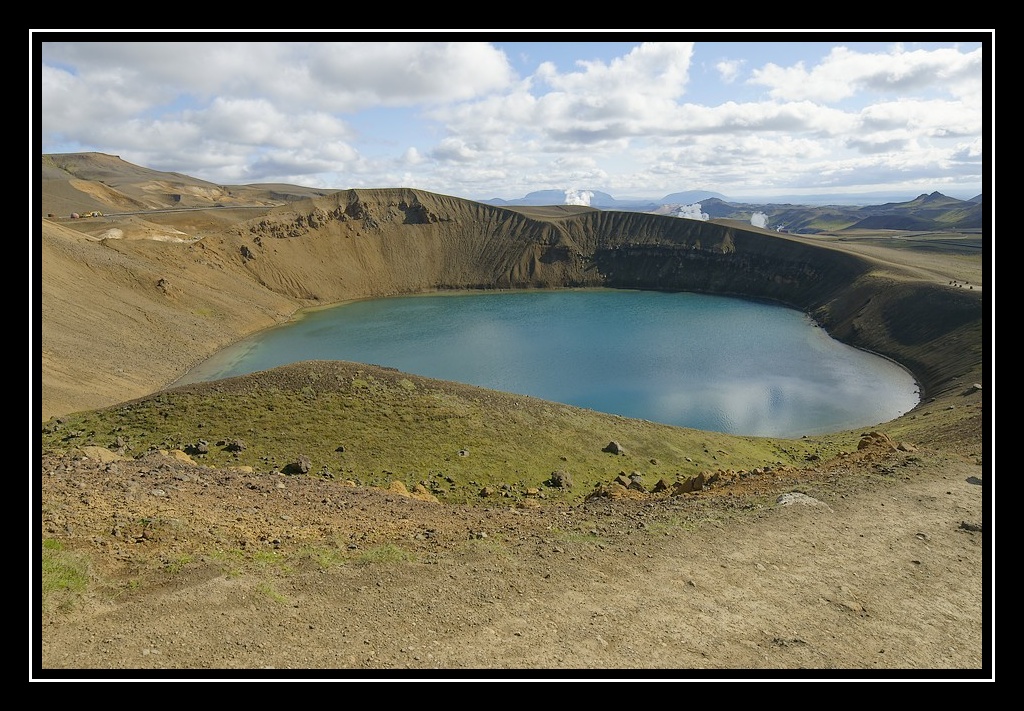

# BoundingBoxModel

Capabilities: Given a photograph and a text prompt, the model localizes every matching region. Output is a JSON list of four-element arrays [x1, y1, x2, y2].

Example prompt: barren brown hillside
[[36, 154, 990, 678]]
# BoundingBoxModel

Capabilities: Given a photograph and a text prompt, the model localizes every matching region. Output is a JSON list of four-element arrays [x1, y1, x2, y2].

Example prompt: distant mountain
[[483, 188, 731, 212], [700, 192, 983, 233], [844, 192, 984, 231], [659, 190, 729, 204], [728, 190, 978, 206], [482, 189, 659, 211]]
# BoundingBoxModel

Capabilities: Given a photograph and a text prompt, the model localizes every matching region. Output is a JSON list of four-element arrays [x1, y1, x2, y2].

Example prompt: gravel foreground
[[37, 434, 988, 679]]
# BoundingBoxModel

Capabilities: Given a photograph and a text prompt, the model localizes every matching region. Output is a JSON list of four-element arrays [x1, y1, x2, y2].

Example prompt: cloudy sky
[[35, 33, 991, 204]]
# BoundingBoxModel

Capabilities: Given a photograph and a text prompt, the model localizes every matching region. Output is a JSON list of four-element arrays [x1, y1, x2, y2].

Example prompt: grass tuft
[[256, 582, 290, 605], [41, 539, 92, 612], [354, 544, 417, 565]]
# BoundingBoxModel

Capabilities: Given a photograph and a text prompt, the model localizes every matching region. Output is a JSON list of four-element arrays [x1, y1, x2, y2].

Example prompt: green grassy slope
[[40, 360, 851, 505]]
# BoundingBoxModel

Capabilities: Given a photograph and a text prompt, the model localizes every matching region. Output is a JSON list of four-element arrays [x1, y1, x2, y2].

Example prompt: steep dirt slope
[[40, 219, 298, 419]]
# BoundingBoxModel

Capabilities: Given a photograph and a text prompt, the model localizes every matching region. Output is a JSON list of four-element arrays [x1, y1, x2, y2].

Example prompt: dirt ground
[[36, 431, 988, 679]]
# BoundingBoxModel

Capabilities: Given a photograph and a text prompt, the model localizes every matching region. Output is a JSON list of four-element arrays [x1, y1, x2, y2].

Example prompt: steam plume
[[564, 189, 594, 206], [674, 203, 709, 221]]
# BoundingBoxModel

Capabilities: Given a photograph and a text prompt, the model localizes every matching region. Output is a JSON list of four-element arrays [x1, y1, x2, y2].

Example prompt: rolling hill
[[41, 152, 336, 218]]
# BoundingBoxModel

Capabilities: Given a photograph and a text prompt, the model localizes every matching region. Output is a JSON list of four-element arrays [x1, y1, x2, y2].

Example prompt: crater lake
[[175, 288, 919, 438]]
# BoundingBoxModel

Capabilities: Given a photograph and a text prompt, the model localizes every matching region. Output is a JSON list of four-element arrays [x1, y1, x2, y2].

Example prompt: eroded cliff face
[[236, 189, 604, 298], [41, 187, 983, 418], [810, 276, 983, 398], [234, 189, 865, 303]]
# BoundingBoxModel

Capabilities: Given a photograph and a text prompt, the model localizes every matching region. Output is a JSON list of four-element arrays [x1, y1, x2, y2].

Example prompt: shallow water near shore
[[176, 288, 919, 438]]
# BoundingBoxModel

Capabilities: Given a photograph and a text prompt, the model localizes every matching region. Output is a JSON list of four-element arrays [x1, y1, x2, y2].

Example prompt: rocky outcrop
[[585, 461, 812, 502]]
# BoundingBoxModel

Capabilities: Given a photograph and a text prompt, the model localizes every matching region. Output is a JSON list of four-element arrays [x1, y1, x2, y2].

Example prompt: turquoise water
[[176, 288, 919, 438]]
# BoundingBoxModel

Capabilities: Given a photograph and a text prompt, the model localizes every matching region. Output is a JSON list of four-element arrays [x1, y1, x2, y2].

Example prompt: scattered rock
[[283, 455, 312, 475], [408, 484, 440, 504], [671, 472, 706, 495], [858, 431, 898, 451], [776, 492, 832, 511], [78, 446, 129, 463], [602, 441, 625, 455], [387, 481, 410, 495], [546, 470, 573, 489]]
